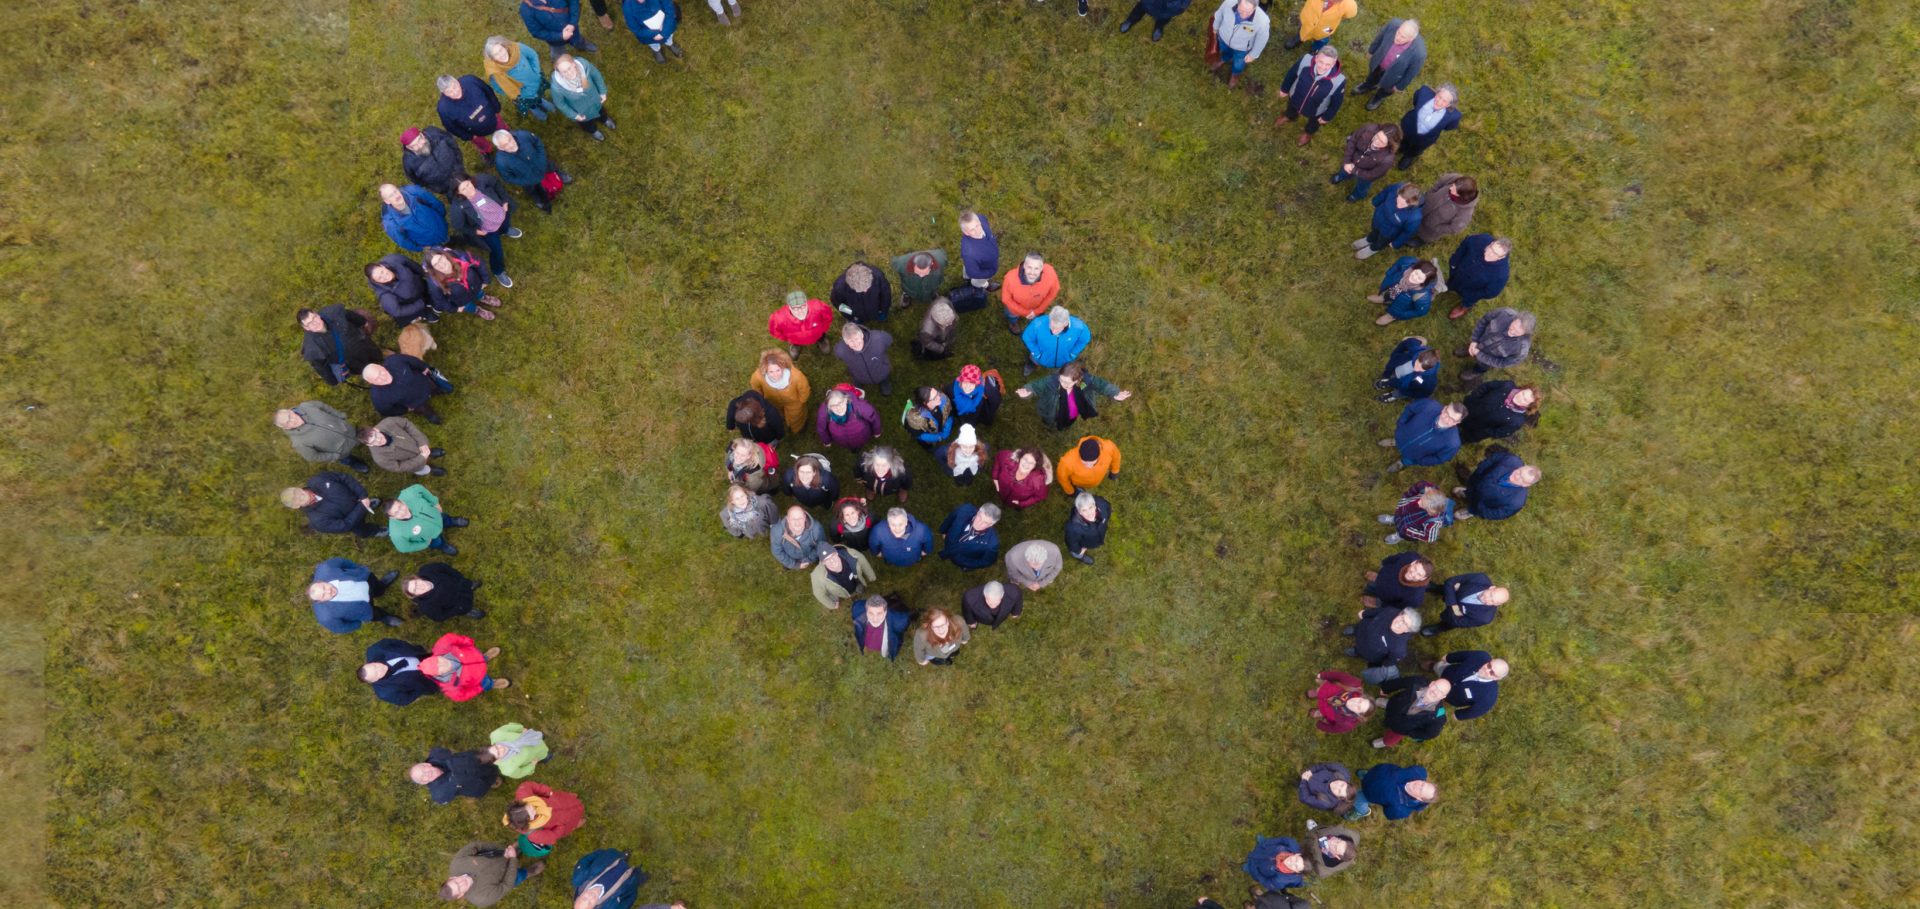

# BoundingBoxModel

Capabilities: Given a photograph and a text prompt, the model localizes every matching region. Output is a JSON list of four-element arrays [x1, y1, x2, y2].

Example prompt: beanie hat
[[400, 127, 422, 146], [955, 423, 978, 448], [1078, 438, 1102, 461]]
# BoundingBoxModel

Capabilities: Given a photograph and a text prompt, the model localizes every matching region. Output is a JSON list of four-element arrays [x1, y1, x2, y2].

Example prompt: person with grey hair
[[1005, 540, 1064, 592], [1354, 18, 1427, 111], [1396, 83, 1461, 170], [834, 322, 895, 396], [961, 579, 1024, 629], [1274, 45, 1346, 147], [435, 74, 503, 152], [1209, 0, 1271, 90], [810, 543, 876, 610], [491, 128, 569, 213], [770, 505, 826, 570], [911, 298, 959, 361], [1063, 491, 1111, 565], [1342, 605, 1421, 683], [482, 35, 555, 121], [1459, 307, 1536, 382], [868, 505, 934, 567], [831, 261, 894, 324], [937, 502, 1002, 570], [275, 402, 368, 473], [1373, 674, 1451, 748], [1021, 305, 1090, 377], [857, 446, 912, 503]]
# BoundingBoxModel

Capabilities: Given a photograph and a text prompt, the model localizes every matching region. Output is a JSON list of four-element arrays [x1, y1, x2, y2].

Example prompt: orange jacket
[[1297, 0, 1357, 41], [1057, 436, 1121, 494], [1000, 263, 1060, 320]]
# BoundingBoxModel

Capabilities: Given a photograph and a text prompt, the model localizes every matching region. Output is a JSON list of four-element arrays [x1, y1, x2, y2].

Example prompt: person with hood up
[[831, 261, 894, 324], [483, 35, 555, 121], [1441, 234, 1513, 320], [1355, 182, 1423, 260], [815, 385, 882, 451], [1274, 45, 1346, 147], [768, 290, 834, 355], [400, 126, 467, 196], [367, 253, 434, 324], [379, 183, 449, 253], [1332, 122, 1400, 203], [750, 348, 812, 432]]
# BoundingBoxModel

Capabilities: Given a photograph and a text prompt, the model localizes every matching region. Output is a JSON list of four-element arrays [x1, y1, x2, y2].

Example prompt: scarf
[[484, 44, 528, 100], [553, 66, 584, 95], [1503, 389, 1527, 412], [762, 369, 791, 391], [506, 796, 552, 831]]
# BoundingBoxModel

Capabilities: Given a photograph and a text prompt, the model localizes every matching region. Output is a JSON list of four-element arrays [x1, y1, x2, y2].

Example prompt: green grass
[[6, 0, 1920, 905]]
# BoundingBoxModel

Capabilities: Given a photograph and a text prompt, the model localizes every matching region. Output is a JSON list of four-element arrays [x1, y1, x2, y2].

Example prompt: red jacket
[[430, 633, 488, 702], [768, 299, 834, 346], [513, 781, 585, 847], [1313, 669, 1368, 734]]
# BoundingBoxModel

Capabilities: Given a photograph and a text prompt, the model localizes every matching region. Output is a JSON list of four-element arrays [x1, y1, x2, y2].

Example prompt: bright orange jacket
[[1000, 263, 1060, 320], [1057, 436, 1121, 494]]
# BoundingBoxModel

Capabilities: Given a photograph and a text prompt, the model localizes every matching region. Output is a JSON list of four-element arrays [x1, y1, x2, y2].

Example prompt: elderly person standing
[[890, 248, 948, 307], [379, 183, 449, 253], [858, 446, 912, 503], [482, 35, 554, 121], [1422, 572, 1507, 636], [549, 53, 614, 140], [1354, 18, 1426, 111], [831, 261, 894, 324], [719, 483, 779, 539], [962, 579, 1024, 629], [1016, 361, 1133, 431], [281, 472, 382, 537], [1005, 540, 1064, 593], [1457, 449, 1540, 522], [750, 348, 812, 432], [1381, 480, 1456, 544], [1022, 305, 1090, 378], [1459, 380, 1540, 444], [491, 128, 568, 213], [1002, 252, 1061, 337], [1209, 0, 1270, 89], [834, 322, 895, 396], [519, 0, 598, 59], [1380, 398, 1464, 472], [435, 74, 504, 152], [623, 0, 684, 64], [991, 447, 1054, 510], [360, 416, 444, 478], [958, 211, 1000, 293], [401, 126, 466, 196], [1396, 83, 1461, 170], [1342, 604, 1420, 683], [275, 402, 367, 473], [1283, 0, 1356, 52], [364, 352, 450, 423], [868, 506, 934, 567], [1373, 674, 1451, 748], [937, 503, 1002, 571], [815, 385, 882, 451], [1460, 307, 1536, 381], [1442, 234, 1512, 320], [810, 544, 876, 610], [1063, 492, 1111, 565], [307, 558, 404, 632], [1434, 650, 1507, 720], [769, 290, 835, 355], [771, 505, 827, 570], [1118, 0, 1192, 42], [1413, 174, 1478, 247], [912, 298, 959, 361], [1332, 122, 1400, 203], [1274, 45, 1346, 147], [440, 841, 538, 906]]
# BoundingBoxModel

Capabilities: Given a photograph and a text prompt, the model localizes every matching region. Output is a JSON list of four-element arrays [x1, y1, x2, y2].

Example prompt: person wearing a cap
[[868, 506, 934, 568], [385, 483, 470, 556], [1001, 252, 1061, 337], [1016, 361, 1133, 431], [307, 558, 404, 633], [1004, 540, 1063, 592], [768, 290, 834, 355], [944, 423, 990, 485], [503, 780, 584, 860], [274, 401, 368, 473], [810, 544, 875, 610], [937, 502, 1002, 570], [280, 471, 383, 538], [961, 579, 1023, 629], [1063, 491, 1111, 565], [950, 364, 1004, 427], [1057, 436, 1122, 494], [890, 248, 948, 307], [1021, 304, 1090, 377], [852, 593, 913, 660], [834, 322, 895, 397], [401, 126, 467, 196]]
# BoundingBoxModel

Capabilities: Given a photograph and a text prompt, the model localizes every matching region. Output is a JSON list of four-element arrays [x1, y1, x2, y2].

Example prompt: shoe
[[1366, 94, 1387, 111], [447, 517, 470, 528], [558, 171, 573, 184], [1453, 486, 1468, 496], [1367, 294, 1385, 304], [1345, 805, 1372, 821], [1119, 19, 1132, 33], [1227, 73, 1241, 89], [483, 647, 502, 660], [1342, 647, 1357, 657], [465, 608, 488, 619], [1373, 378, 1391, 389], [536, 199, 552, 213], [603, 116, 617, 130], [986, 281, 1002, 292], [380, 614, 405, 627], [1355, 246, 1377, 260], [470, 580, 483, 591], [526, 860, 545, 876], [1375, 314, 1398, 326], [476, 309, 497, 321], [492, 677, 512, 689], [1151, 26, 1164, 41], [1377, 392, 1400, 403], [1386, 461, 1404, 472], [1306, 819, 1319, 831], [729, 1, 741, 17], [715, 10, 731, 24], [1339, 624, 1356, 635], [438, 542, 459, 555], [345, 457, 370, 474], [880, 380, 893, 396], [1448, 306, 1470, 320], [577, 38, 598, 53], [505, 227, 523, 239], [1384, 533, 1403, 544], [1296, 132, 1313, 147], [430, 447, 445, 458], [1209, 59, 1225, 71], [599, 13, 615, 29], [378, 571, 401, 587], [591, 130, 605, 141], [1077, 0, 1088, 14], [526, 107, 548, 121], [667, 42, 683, 58], [1371, 738, 1388, 749], [1022, 362, 1034, 377], [1376, 515, 1395, 524], [428, 465, 446, 476], [651, 48, 667, 63], [1352, 237, 1371, 250], [1396, 157, 1413, 170], [1072, 551, 1094, 565], [496, 273, 513, 289], [1377, 438, 1396, 448]]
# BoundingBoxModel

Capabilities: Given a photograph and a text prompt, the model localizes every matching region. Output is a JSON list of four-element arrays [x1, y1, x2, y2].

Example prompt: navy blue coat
[[1379, 675, 1448, 741], [365, 638, 437, 706], [1281, 57, 1347, 121], [1359, 762, 1430, 819], [1364, 551, 1429, 611], [868, 516, 934, 567], [1448, 234, 1511, 306], [436, 75, 501, 142], [368, 253, 432, 324], [520, 0, 580, 43], [1370, 183, 1424, 248], [1398, 85, 1461, 157], [368, 354, 439, 417], [1141, 0, 1193, 15], [851, 598, 914, 661], [422, 746, 500, 804], [1465, 450, 1530, 520], [1380, 337, 1438, 399], [1064, 495, 1111, 553], [1366, 20, 1428, 93], [1392, 398, 1461, 466], [493, 130, 551, 188], [938, 504, 1001, 570], [1351, 606, 1410, 666], [960, 216, 1000, 281], [1435, 573, 1498, 628], [1440, 650, 1500, 720], [571, 849, 647, 909], [1243, 836, 1306, 891], [623, 0, 679, 44], [303, 472, 370, 534]]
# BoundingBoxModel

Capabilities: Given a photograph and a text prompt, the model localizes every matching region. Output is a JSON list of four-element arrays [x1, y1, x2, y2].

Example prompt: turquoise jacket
[[388, 484, 445, 553], [549, 59, 607, 120]]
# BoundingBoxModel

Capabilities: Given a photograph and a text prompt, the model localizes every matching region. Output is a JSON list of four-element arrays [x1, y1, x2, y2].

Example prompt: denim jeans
[[475, 221, 507, 275], [1332, 171, 1374, 202], [1217, 40, 1250, 74]]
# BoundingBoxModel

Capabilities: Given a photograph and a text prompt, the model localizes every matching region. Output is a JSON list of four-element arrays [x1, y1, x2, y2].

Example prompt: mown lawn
[[5, 0, 1918, 906]]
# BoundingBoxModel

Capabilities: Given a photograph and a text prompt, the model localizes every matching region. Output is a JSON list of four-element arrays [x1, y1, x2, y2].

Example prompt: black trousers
[[1122, 3, 1175, 27], [1353, 67, 1399, 102]]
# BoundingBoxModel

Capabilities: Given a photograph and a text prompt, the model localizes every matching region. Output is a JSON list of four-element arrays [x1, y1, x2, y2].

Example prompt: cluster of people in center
[[722, 210, 1139, 665]]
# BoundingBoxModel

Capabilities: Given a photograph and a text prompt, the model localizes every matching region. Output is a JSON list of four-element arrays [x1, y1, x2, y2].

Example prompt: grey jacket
[[1211, 0, 1271, 56], [721, 494, 779, 539], [1471, 308, 1536, 369], [283, 401, 358, 462], [835, 331, 894, 385], [368, 416, 432, 474], [1004, 540, 1063, 590], [1417, 174, 1478, 243], [912, 621, 971, 664], [1367, 20, 1428, 93], [770, 516, 828, 569]]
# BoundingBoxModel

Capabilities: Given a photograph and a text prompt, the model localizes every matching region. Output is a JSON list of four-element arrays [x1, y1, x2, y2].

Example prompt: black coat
[[409, 562, 476, 621], [1379, 675, 1449, 741], [1459, 380, 1533, 444], [368, 253, 432, 324], [423, 747, 500, 804], [368, 354, 438, 417], [831, 269, 894, 324], [1434, 572, 1498, 628], [1063, 495, 1111, 553], [725, 390, 788, 443], [303, 471, 371, 534], [782, 458, 841, 509], [300, 304, 381, 385], [403, 126, 469, 196], [423, 250, 492, 314], [445, 174, 513, 242], [1351, 606, 1410, 666], [365, 638, 437, 706], [1363, 551, 1428, 612], [961, 583, 1024, 628]]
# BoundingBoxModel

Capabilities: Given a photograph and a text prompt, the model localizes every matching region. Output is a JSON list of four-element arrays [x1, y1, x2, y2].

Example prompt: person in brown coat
[[1332, 123, 1401, 203], [750, 348, 812, 431], [360, 416, 445, 477], [1413, 174, 1478, 246]]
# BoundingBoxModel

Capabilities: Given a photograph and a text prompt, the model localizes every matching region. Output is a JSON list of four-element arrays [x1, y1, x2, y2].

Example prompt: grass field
[[6, 0, 1920, 905]]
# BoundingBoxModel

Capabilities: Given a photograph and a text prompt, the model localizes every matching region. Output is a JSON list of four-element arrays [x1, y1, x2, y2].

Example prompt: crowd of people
[[276, 1, 1548, 904]]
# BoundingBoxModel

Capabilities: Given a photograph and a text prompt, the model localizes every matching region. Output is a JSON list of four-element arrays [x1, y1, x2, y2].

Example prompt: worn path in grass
[[5, 0, 1918, 906]]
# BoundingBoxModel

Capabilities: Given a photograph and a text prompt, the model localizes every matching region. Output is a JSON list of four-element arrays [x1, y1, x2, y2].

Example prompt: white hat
[[955, 423, 978, 447]]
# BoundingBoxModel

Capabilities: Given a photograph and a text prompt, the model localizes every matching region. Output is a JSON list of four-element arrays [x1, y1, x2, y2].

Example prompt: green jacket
[[548, 59, 607, 121], [283, 401, 358, 462], [448, 841, 518, 907], [1021, 373, 1119, 428], [489, 724, 549, 779], [389, 484, 445, 553], [890, 249, 949, 304]]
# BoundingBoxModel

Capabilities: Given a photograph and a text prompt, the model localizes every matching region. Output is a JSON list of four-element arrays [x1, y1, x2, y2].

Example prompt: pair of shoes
[[378, 570, 401, 587], [1071, 551, 1094, 565], [1151, 26, 1164, 41], [496, 273, 513, 289], [505, 226, 523, 239], [576, 38, 599, 53], [1420, 626, 1440, 637], [1383, 533, 1404, 544], [1342, 647, 1358, 657], [470, 580, 483, 591], [1396, 156, 1413, 170], [428, 465, 447, 476], [1352, 237, 1371, 250], [345, 458, 370, 474], [526, 106, 548, 121], [446, 517, 470, 528], [1373, 378, 1392, 389], [1376, 514, 1394, 525], [465, 608, 488, 619], [558, 171, 574, 184]]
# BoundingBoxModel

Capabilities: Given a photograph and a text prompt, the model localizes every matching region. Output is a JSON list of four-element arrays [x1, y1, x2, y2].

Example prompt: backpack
[[946, 283, 989, 313]]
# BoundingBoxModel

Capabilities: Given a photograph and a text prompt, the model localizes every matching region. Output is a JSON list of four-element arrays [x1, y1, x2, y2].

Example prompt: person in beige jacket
[[1004, 540, 1063, 592], [360, 416, 445, 476]]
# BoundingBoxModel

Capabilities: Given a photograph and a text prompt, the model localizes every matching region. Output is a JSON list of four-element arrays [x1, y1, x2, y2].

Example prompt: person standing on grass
[[810, 543, 876, 610], [724, 438, 779, 494], [770, 290, 835, 356], [1298, 762, 1357, 814], [937, 502, 1003, 570], [1373, 674, 1450, 749], [483, 35, 555, 121], [835, 322, 896, 397], [944, 423, 990, 485], [436, 74, 505, 153], [402, 126, 467, 196], [1347, 762, 1434, 820], [859, 446, 912, 503], [405, 562, 486, 621], [624, 0, 684, 64], [1274, 46, 1346, 147], [1302, 821, 1360, 879], [1421, 571, 1506, 636], [1434, 650, 1507, 720], [1022, 305, 1091, 378], [1354, 18, 1425, 111], [1332, 122, 1400, 202], [368, 254, 435, 325], [992, 447, 1054, 510], [951, 364, 1005, 427], [831, 497, 874, 550], [297, 304, 382, 386], [426, 632, 511, 700], [891, 248, 949, 308], [751, 348, 812, 433], [1057, 435, 1122, 494], [852, 593, 913, 660], [719, 483, 779, 539], [1459, 380, 1540, 444], [361, 637, 437, 705], [832, 261, 894, 324], [307, 558, 404, 633], [446, 174, 520, 288], [901, 386, 956, 450], [1064, 491, 1111, 565], [724, 390, 786, 445], [411, 745, 501, 804], [816, 386, 882, 451], [1380, 480, 1455, 544], [913, 608, 971, 666], [782, 453, 839, 510], [1460, 307, 1536, 382], [1006, 540, 1064, 592], [1361, 552, 1431, 611], [489, 726, 548, 779], [386, 483, 470, 556], [1342, 604, 1419, 682], [771, 505, 827, 570], [1355, 182, 1423, 260], [703, 0, 743, 25], [1002, 252, 1062, 337], [1441, 234, 1512, 320], [1282, 0, 1356, 52], [868, 506, 934, 567], [275, 402, 368, 473], [959, 211, 1000, 292], [1307, 667, 1373, 734], [504, 780, 582, 860], [281, 471, 383, 538], [569, 849, 651, 908], [1017, 361, 1134, 431], [420, 245, 502, 319], [1118, 0, 1192, 42], [520, 0, 599, 59], [380, 183, 450, 253], [1242, 835, 1307, 894], [366, 352, 451, 423], [1209, 0, 1270, 89], [492, 128, 569, 213], [1374, 336, 1439, 403], [1396, 83, 1461, 170], [912, 299, 960, 361], [1380, 398, 1464, 472], [1367, 255, 1438, 325], [1457, 449, 1540, 521], [1413, 174, 1478, 248], [442, 841, 541, 906], [962, 579, 1024, 629]]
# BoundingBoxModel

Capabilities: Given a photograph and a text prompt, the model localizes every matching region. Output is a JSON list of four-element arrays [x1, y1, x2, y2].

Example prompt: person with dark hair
[[491, 128, 568, 213], [962, 579, 1024, 629], [781, 453, 839, 509], [365, 352, 451, 423], [1360, 552, 1432, 611], [1354, 18, 1426, 111], [1459, 380, 1540, 443], [834, 322, 895, 396], [901, 386, 955, 449], [720, 484, 779, 540], [446, 174, 520, 287], [297, 303, 382, 386], [1242, 835, 1306, 894], [958, 211, 1000, 292], [858, 446, 912, 503], [1380, 480, 1455, 544], [1368, 256, 1438, 325], [409, 746, 501, 804], [441, 840, 541, 906], [401, 126, 467, 196], [1057, 435, 1122, 494], [950, 364, 1004, 427], [404, 562, 486, 621], [830, 497, 873, 550], [725, 438, 779, 495], [274, 402, 367, 472], [421, 246, 502, 320], [831, 261, 894, 324], [519, 0, 599, 58], [1332, 122, 1400, 202], [891, 248, 949, 307], [1064, 491, 1111, 565], [911, 299, 959, 360], [1421, 572, 1507, 635], [937, 502, 1002, 570], [1442, 234, 1513, 320], [1460, 307, 1537, 382], [279, 472, 382, 537], [307, 558, 404, 632], [1373, 674, 1450, 749], [1434, 650, 1507, 720], [770, 505, 826, 570], [360, 637, 437, 706], [1380, 398, 1464, 472], [750, 348, 812, 433], [815, 385, 882, 451], [1302, 821, 1360, 879], [435, 74, 504, 153], [769, 290, 834, 355], [1016, 362, 1134, 431], [912, 608, 971, 666], [810, 543, 875, 610], [379, 182, 450, 252], [1413, 174, 1479, 247], [360, 416, 442, 478], [1274, 45, 1346, 147], [367, 253, 435, 325], [1297, 762, 1357, 813], [1117, 0, 1192, 42], [1341, 605, 1420, 682], [1375, 336, 1439, 403], [504, 781, 584, 861], [852, 593, 913, 660], [1002, 253, 1062, 338], [724, 390, 786, 444], [1456, 448, 1540, 521], [1397, 83, 1461, 169], [1348, 762, 1435, 820], [386, 483, 469, 555], [991, 447, 1054, 510], [1355, 182, 1424, 260], [623, 0, 684, 64], [1307, 667, 1372, 734]]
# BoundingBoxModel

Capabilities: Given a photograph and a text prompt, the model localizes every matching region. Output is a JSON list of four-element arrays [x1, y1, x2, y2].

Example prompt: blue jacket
[[1281, 56, 1346, 121], [382, 185, 449, 252], [623, 0, 679, 44], [960, 216, 999, 280], [310, 558, 375, 633], [493, 130, 551, 188], [436, 75, 501, 141], [937, 504, 1001, 570], [1022, 317, 1091, 370], [868, 516, 934, 567], [1363, 551, 1428, 612], [902, 400, 955, 447], [571, 849, 647, 909], [1243, 836, 1305, 891], [1393, 398, 1461, 467], [1141, 0, 1193, 15], [1448, 233, 1511, 306], [1440, 650, 1499, 720], [365, 638, 436, 706], [1379, 256, 1435, 321], [1351, 605, 1410, 665], [1360, 763, 1429, 820], [1370, 183, 1424, 249], [520, 0, 580, 43], [1437, 573, 1498, 627], [851, 597, 913, 661], [1380, 337, 1438, 398], [1398, 85, 1461, 154], [1465, 450, 1529, 520], [1366, 20, 1428, 93]]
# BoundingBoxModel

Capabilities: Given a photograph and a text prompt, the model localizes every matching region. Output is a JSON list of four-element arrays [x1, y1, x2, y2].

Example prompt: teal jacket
[[388, 484, 445, 553], [548, 60, 607, 120]]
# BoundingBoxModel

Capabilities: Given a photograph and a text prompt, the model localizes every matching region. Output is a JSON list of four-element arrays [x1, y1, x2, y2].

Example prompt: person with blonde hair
[[724, 438, 779, 494], [750, 347, 811, 431], [912, 608, 971, 666], [547, 53, 613, 141], [483, 35, 554, 120], [719, 483, 778, 539]]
